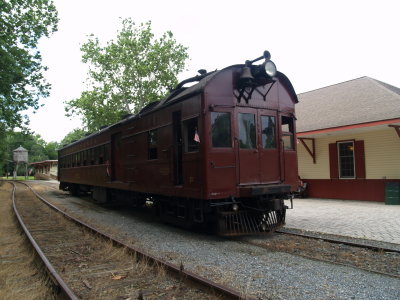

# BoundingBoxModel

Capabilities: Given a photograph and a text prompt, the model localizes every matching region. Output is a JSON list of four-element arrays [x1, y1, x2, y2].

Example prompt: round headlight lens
[[263, 60, 277, 77]]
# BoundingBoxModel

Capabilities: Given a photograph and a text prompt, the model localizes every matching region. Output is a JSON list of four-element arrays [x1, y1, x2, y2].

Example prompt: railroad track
[[276, 228, 400, 254], [242, 230, 400, 279], [10, 181, 256, 300]]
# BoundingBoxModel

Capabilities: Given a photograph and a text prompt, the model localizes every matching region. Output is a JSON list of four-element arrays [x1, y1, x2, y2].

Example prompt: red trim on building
[[328, 143, 338, 179], [298, 118, 400, 136], [354, 140, 366, 179], [303, 179, 400, 202]]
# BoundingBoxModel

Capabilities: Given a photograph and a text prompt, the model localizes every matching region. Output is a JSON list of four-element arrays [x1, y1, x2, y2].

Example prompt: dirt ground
[[0, 181, 56, 299]]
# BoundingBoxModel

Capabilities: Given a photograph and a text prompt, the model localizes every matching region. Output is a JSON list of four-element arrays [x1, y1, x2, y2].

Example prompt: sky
[[29, 0, 400, 142]]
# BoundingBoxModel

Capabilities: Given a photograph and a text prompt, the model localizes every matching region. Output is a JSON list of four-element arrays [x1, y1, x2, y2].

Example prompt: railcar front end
[[202, 51, 299, 235]]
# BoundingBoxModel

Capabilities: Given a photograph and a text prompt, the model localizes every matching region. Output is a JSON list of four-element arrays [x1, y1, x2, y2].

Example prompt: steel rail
[[21, 181, 256, 300], [244, 237, 400, 280], [10, 181, 78, 300], [276, 229, 400, 254]]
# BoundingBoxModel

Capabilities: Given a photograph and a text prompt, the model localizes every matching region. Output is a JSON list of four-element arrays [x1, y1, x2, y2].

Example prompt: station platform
[[284, 198, 400, 248]]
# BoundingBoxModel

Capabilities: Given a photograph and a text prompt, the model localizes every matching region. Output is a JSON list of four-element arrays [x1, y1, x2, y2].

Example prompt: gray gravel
[[34, 181, 400, 300]]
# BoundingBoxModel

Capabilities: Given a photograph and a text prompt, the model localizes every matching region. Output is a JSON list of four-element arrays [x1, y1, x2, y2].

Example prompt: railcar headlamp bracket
[[235, 50, 277, 103]]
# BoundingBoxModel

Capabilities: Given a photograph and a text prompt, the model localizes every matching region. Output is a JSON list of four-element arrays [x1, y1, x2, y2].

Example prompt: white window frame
[[337, 141, 355, 179]]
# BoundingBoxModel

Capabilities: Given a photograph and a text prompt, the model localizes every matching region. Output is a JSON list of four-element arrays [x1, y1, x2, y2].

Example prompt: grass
[[0, 182, 56, 299], [0, 176, 35, 180]]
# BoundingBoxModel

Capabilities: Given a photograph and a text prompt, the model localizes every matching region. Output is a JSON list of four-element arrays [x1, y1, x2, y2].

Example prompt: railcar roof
[[59, 68, 222, 150], [60, 64, 297, 150]]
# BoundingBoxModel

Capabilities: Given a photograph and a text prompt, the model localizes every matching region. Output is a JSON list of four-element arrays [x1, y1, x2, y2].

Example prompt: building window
[[238, 113, 256, 149], [338, 141, 355, 178], [261, 115, 276, 149], [183, 118, 199, 152], [211, 112, 232, 148], [329, 140, 365, 179], [281, 116, 294, 150], [148, 130, 158, 160]]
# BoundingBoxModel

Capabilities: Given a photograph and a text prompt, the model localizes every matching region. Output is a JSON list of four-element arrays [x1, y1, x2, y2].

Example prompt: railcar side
[[58, 51, 299, 235]]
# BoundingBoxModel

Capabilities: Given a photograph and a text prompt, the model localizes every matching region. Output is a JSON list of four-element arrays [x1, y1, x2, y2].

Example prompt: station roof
[[29, 160, 58, 166], [296, 77, 400, 133]]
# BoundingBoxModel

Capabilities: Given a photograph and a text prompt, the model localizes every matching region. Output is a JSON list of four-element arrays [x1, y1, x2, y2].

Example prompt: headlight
[[263, 60, 277, 77]]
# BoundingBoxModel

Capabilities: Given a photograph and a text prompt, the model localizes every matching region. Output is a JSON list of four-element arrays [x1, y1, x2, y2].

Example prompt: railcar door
[[237, 109, 259, 184], [237, 109, 280, 184], [172, 111, 183, 185], [111, 132, 124, 181], [259, 110, 280, 183]]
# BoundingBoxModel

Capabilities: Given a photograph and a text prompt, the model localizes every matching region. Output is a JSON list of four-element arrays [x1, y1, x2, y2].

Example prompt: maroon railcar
[[58, 51, 299, 235]]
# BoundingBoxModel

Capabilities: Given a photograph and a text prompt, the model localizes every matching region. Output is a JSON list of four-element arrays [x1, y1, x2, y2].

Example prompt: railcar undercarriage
[[61, 181, 289, 236], [155, 193, 289, 236], [217, 209, 286, 236], [214, 195, 288, 236]]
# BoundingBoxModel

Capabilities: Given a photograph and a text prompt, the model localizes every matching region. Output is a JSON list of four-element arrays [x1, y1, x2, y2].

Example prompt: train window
[[281, 116, 294, 150], [183, 118, 199, 152], [104, 144, 110, 162], [83, 150, 87, 166], [91, 148, 97, 165], [238, 113, 256, 149], [211, 112, 232, 148], [261, 116, 276, 148], [98, 146, 104, 164], [148, 130, 158, 160]]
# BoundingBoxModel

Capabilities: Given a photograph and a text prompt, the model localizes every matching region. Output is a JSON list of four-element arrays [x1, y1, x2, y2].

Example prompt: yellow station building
[[296, 77, 400, 202]]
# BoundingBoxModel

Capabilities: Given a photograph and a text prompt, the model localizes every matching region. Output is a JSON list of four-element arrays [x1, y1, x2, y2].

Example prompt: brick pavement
[[284, 198, 400, 245]]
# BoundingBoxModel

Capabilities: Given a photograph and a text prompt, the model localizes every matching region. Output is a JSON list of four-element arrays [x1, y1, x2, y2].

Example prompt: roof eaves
[[297, 76, 368, 96], [366, 77, 400, 97]]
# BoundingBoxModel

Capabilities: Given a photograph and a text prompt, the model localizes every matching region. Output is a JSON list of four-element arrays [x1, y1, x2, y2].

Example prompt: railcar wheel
[[157, 198, 195, 229], [69, 184, 80, 196]]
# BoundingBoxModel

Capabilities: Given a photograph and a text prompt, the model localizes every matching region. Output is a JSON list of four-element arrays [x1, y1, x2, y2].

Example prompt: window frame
[[260, 115, 277, 149], [238, 112, 257, 149], [281, 115, 295, 150], [147, 129, 158, 160], [182, 117, 200, 153], [337, 140, 356, 179], [211, 111, 232, 148]]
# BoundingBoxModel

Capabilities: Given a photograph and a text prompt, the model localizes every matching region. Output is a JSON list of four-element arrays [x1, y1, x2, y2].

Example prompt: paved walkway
[[284, 198, 400, 245]]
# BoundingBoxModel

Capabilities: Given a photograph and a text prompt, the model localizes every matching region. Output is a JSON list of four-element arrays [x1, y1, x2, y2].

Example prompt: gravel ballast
[[32, 181, 400, 300]]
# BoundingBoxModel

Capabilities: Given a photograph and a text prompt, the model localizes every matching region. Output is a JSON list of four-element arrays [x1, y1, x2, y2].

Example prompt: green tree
[[43, 141, 59, 159], [59, 128, 88, 147], [0, 130, 59, 176], [0, 0, 58, 129], [65, 19, 189, 132]]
